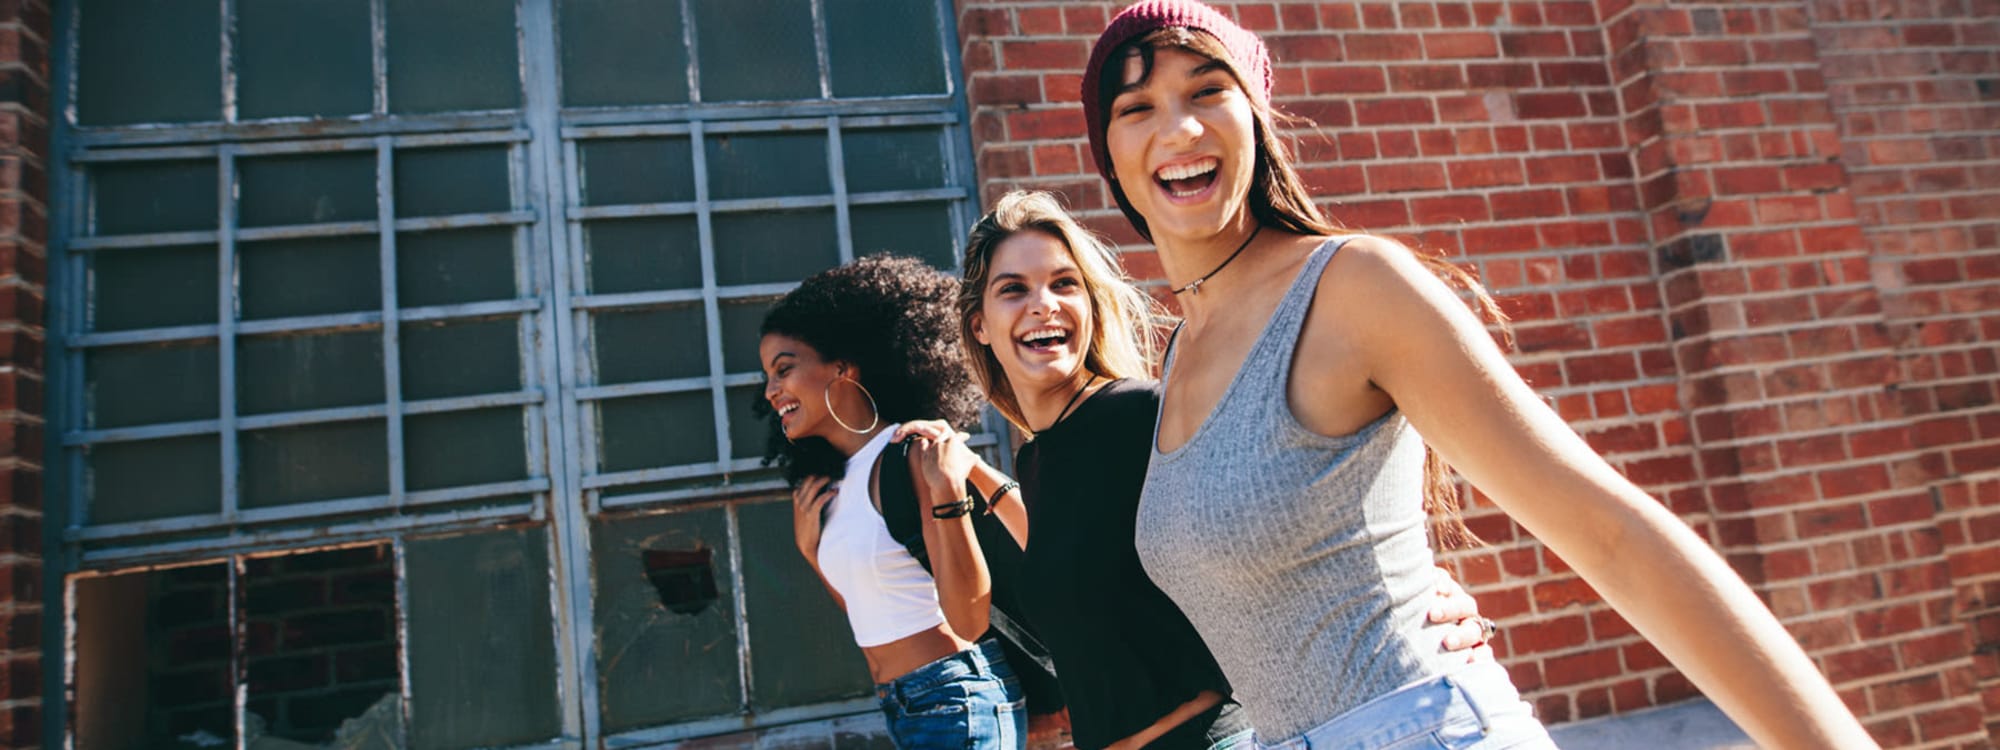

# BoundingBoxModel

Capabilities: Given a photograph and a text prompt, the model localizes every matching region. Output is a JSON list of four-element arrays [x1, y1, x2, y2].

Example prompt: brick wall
[[0, 0, 47, 745], [955, 0, 2000, 746]]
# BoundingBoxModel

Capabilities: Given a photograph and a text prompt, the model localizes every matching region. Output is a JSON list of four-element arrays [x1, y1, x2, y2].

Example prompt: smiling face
[[970, 229, 1096, 400], [759, 333, 856, 442], [1104, 45, 1259, 245]]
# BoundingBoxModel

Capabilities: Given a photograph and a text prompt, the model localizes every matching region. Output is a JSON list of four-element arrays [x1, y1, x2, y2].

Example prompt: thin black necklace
[[1040, 373, 1100, 432], [1170, 224, 1263, 296]]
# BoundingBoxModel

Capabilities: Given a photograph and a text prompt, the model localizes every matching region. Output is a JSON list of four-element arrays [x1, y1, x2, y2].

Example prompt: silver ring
[[1478, 617, 1499, 642]]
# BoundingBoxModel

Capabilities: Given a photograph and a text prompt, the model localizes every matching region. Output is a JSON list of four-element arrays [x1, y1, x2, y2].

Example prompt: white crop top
[[816, 426, 949, 647]]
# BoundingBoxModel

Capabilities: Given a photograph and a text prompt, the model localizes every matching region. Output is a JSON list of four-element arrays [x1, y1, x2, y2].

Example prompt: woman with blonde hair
[[1070, 1, 1877, 747], [912, 189, 1495, 749]]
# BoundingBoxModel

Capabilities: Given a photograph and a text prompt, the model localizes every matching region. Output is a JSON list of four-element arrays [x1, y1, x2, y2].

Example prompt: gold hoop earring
[[824, 376, 879, 434]]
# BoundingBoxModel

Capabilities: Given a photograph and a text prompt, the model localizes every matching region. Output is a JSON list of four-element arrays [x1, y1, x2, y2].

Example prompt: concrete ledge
[[1548, 698, 1755, 749]]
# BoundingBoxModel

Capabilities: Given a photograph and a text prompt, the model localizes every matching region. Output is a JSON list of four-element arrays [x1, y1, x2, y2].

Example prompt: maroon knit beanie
[[1081, 0, 1273, 240]]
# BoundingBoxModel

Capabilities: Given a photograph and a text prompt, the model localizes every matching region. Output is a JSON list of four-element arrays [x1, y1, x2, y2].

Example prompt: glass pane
[[740, 500, 870, 708], [386, 0, 522, 113], [583, 217, 701, 295], [717, 296, 775, 375], [596, 392, 716, 472], [241, 419, 390, 508], [727, 384, 772, 462], [90, 160, 218, 236], [578, 138, 695, 207], [405, 408, 528, 491], [90, 245, 219, 332], [705, 131, 828, 201], [86, 341, 219, 428], [827, 0, 946, 97], [712, 209, 838, 286], [400, 317, 522, 401], [236, 0, 373, 120], [398, 227, 519, 308], [591, 304, 708, 385], [239, 235, 382, 319], [396, 146, 513, 217], [560, 0, 690, 107], [238, 330, 386, 415], [407, 528, 561, 748], [239, 153, 378, 228], [76, 0, 221, 125], [852, 201, 957, 271], [74, 565, 233, 749], [693, 0, 818, 102], [844, 128, 947, 193], [593, 509, 740, 729], [243, 547, 400, 745], [86, 436, 220, 524]]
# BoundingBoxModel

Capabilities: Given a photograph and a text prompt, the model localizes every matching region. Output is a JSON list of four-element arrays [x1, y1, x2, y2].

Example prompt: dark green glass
[[591, 305, 709, 385], [582, 217, 702, 295], [240, 420, 390, 508], [397, 228, 520, 308], [239, 236, 382, 320], [76, 0, 222, 124], [559, 0, 690, 107], [404, 408, 528, 491], [595, 392, 715, 473], [90, 160, 218, 235], [86, 436, 220, 524], [396, 147, 513, 217], [827, 0, 947, 97], [592, 509, 741, 729], [843, 127, 947, 193], [86, 341, 219, 428], [386, 0, 522, 113], [704, 132, 828, 201], [692, 0, 818, 102], [90, 245, 219, 332], [711, 209, 839, 286], [236, 330, 386, 415], [740, 499, 870, 708], [239, 153, 378, 228], [236, 0, 373, 120], [578, 138, 696, 207], [400, 317, 523, 401], [717, 296, 776, 375], [407, 528, 561, 747], [852, 201, 957, 271]]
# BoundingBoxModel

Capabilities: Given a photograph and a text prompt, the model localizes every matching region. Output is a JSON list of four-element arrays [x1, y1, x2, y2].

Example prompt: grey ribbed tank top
[[1135, 237, 1463, 743]]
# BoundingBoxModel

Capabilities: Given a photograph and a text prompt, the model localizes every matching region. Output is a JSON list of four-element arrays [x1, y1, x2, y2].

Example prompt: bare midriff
[[862, 624, 978, 685]]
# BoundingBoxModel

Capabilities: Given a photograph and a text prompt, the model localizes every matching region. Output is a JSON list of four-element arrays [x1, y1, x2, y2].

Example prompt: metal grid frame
[[47, 0, 984, 747]]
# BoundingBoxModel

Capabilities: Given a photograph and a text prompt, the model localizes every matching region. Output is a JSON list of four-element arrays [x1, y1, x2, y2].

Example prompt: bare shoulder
[[1314, 235, 1460, 332]]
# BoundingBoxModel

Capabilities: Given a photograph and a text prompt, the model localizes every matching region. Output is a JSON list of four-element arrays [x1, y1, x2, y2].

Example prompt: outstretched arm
[[1328, 237, 1874, 749]]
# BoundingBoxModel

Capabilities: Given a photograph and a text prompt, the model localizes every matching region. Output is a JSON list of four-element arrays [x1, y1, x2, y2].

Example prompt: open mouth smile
[[1154, 157, 1219, 199], [1017, 325, 1072, 353]]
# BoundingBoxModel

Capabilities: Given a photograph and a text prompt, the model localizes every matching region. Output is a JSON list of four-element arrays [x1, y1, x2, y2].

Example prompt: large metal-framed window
[[50, 0, 981, 747]]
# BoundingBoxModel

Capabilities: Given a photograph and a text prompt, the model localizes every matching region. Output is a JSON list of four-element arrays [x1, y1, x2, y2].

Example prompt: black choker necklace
[[1041, 374, 1100, 432], [1170, 224, 1263, 296]]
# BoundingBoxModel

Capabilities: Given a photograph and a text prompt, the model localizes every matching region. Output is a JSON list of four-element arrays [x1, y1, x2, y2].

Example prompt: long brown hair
[[1101, 28, 1511, 549], [958, 191, 1164, 434]]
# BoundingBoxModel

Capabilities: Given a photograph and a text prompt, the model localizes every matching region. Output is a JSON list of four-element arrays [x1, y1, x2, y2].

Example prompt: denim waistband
[[875, 638, 1013, 702], [1263, 660, 1548, 750]]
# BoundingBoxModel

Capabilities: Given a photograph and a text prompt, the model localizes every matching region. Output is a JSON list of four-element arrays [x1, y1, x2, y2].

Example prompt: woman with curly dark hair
[[758, 253, 1030, 749]]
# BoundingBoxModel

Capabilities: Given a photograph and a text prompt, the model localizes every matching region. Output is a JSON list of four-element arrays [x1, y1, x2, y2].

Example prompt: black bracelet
[[931, 491, 977, 519], [982, 480, 1018, 516]]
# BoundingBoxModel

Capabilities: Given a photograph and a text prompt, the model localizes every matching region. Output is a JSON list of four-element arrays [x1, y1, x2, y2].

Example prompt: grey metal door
[[51, 0, 979, 747]]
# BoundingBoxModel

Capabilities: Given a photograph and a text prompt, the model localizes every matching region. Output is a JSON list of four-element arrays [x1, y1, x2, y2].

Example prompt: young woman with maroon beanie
[[1076, 2, 1875, 748]]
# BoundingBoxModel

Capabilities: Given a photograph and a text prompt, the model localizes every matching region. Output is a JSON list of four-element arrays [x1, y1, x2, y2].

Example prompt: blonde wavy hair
[[958, 191, 1164, 434]]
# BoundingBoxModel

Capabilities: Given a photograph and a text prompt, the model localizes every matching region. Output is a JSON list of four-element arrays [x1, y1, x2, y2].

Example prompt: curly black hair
[[755, 254, 985, 486]]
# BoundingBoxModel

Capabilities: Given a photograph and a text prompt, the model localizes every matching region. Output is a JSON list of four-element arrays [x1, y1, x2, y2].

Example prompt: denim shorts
[[1260, 661, 1554, 750], [875, 638, 1026, 749]]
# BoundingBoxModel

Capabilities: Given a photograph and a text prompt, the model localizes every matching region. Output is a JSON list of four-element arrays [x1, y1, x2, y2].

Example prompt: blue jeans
[[875, 638, 1026, 749], [1261, 661, 1554, 749]]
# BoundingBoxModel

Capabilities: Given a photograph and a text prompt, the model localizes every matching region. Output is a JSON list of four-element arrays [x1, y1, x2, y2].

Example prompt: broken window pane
[[406, 527, 561, 747], [593, 509, 741, 730], [242, 546, 400, 746], [74, 563, 234, 749]]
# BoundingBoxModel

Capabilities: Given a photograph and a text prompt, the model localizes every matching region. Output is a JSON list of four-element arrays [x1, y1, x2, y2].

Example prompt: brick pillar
[[1805, 1, 2000, 744], [1602, 0, 1985, 744], [0, 0, 46, 746]]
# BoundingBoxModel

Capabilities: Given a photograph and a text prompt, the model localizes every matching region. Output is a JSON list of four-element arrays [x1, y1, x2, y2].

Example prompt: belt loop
[[1445, 672, 1493, 733]]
